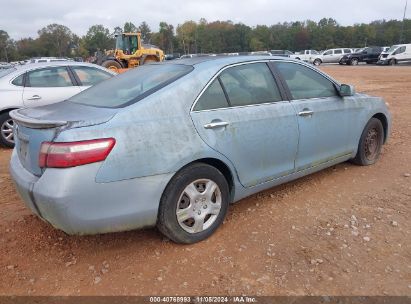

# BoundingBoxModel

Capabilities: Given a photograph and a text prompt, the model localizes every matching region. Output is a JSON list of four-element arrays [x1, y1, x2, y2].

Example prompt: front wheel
[[0, 112, 15, 148], [351, 118, 384, 166], [101, 60, 122, 72], [389, 59, 397, 65], [157, 163, 230, 244]]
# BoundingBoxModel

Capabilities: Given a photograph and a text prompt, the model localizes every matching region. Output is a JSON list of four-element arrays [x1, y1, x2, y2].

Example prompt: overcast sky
[[1, 0, 408, 39]]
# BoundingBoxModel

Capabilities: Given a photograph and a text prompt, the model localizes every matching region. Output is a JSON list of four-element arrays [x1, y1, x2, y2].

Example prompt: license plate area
[[16, 126, 30, 163]]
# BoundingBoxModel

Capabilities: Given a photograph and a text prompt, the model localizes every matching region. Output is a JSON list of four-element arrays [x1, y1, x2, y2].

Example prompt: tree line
[[1, 18, 410, 61]]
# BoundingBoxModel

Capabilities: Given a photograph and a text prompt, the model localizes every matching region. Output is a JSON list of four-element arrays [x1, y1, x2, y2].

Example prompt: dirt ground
[[0, 65, 410, 296]]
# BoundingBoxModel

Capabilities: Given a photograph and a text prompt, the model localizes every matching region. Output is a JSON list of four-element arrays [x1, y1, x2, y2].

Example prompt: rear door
[[22, 66, 81, 107], [274, 61, 355, 172], [322, 50, 333, 63], [190, 62, 299, 187], [332, 49, 343, 63]]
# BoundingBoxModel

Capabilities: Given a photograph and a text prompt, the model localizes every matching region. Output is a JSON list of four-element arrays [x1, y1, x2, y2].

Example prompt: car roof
[[12, 61, 111, 71], [164, 55, 287, 68], [0, 61, 116, 82]]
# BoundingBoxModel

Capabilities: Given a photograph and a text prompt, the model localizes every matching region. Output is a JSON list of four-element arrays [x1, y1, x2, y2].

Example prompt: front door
[[191, 62, 299, 187], [274, 61, 354, 171]]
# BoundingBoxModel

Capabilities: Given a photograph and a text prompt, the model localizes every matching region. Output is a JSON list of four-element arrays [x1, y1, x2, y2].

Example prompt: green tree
[[124, 22, 138, 33], [139, 21, 152, 42], [37, 24, 74, 57], [83, 24, 113, 54]]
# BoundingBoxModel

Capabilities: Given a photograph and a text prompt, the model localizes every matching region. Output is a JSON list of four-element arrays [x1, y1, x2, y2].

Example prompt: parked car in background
[[377, 44, 411, 65], [321, 48, 353, 64], [290, 50, 322, 65], [270, 50, 294, 57], [0, 62, 116, 147], [340, 46, 383, 65], [0, 62, 14, 69], [29, 57, 71, 63], [10, 56, 390, 243]]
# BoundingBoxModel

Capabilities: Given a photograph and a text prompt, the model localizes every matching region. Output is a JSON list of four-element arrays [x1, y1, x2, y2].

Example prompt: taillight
[[39, 138, 116, 168]]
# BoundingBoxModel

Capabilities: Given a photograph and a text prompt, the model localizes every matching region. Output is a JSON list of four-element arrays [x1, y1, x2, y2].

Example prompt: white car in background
[[290, 50, 322, 66], [378, 44, 411, 65], [321, 48, 354, 64], [0, 62, 116, 147]]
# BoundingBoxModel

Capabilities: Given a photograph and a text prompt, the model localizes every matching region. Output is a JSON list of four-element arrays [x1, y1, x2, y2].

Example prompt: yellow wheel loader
[[100, 33, 165, 73]]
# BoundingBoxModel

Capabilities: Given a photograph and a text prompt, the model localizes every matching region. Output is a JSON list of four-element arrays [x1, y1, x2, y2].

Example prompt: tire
[[101, 60, 122, 71], [350, 58, 359, 66], [157, 163, 230, 244], [389, 59, 397, 65], [313, 59, 322, 66], [0, 112, 15, 148], [339, 60, 344, 65], [351, 118, 384, 166]]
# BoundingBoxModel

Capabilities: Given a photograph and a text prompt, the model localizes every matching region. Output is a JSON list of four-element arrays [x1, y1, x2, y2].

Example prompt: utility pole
[[400, 0, 408, 43]]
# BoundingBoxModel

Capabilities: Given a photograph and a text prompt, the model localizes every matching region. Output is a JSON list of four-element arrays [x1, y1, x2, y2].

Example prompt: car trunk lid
[[10, 101, 118, 176]]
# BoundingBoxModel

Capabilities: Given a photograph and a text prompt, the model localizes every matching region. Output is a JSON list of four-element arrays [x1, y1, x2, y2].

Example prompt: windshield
[[387, 45, 399, 53], [0, 67, 16, 78], [69, 64, 193, 108]]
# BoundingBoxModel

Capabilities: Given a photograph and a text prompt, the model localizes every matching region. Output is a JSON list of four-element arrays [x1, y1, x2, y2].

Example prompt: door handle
[[27, 95, 41, 100], [298, 110, 314, 117], [204, 121, 229, 129]]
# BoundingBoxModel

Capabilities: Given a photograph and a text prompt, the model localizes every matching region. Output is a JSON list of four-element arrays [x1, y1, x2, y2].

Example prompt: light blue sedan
[[9, 56, 391, 243]]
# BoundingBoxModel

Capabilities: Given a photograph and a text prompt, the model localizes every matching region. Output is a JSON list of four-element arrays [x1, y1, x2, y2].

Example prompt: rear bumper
[[9, 150, 174, 235]]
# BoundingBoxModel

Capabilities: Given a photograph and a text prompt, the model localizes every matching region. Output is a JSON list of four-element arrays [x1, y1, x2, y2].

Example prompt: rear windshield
[[69, 64, 193, 108], [0, 67, 16, 78]]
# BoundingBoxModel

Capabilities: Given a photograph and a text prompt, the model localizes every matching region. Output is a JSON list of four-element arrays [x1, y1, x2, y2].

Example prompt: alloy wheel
[[1, 118, 14, 145], [176, 179, 222, 234]]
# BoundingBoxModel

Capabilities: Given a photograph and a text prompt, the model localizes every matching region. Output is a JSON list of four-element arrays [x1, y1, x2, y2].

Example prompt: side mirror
[[340, 84, 355, 97]]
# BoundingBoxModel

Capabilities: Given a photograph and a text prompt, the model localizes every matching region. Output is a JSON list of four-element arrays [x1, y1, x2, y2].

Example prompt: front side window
[[193, 79, 229, 111], [394, 46, 406, 55], [71, 66, 113, 86], [276, 62, 338, 100], [27, 67, 73, 87], [323, 50, 332, 55], [219, 63, 282, 107], [70, 64, 193, 108]]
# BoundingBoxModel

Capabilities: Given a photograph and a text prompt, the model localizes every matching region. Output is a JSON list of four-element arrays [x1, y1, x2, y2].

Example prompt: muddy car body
[[10, 56, 391, 243]]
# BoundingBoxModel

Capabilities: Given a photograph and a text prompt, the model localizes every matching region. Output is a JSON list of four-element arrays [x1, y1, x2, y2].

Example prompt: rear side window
[[344, 49, 352, 54], [194, 79, 229, 111], [71, 66, 112, 86], [70, 64, 193, 108], [27, 67, 73, 87], [276, 62, 337, 100], [334, 49, 342, 54], [219, 63, 282, 107], [11, 74, 24, 86]]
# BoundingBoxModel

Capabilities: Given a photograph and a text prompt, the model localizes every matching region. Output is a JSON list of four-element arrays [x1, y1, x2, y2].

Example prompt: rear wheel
[[157, 163, 230, 244], [351, 118, 384, 166], [0, 112, 14, 148], [313, 59, 322, 66], [101, 60, 122, 72]]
